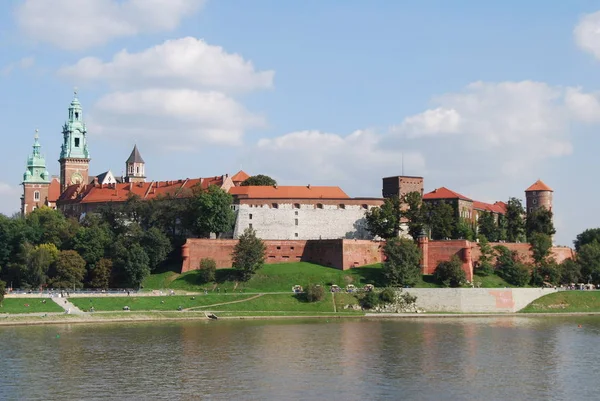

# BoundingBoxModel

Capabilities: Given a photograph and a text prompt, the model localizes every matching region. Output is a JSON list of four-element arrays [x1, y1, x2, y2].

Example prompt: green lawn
[[472, 273, 514, 288], [196, 293, 344, 313], [0, 298, 64, 314], [70, 294, 254, 312], [521, 291, 600, 313]]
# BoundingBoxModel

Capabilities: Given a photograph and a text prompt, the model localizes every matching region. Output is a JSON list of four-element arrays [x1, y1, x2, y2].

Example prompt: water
[[1, 317, 600, 400]]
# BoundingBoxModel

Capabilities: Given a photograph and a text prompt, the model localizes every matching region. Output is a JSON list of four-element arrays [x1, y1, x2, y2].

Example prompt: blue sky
[[2, 0, 600, 246]]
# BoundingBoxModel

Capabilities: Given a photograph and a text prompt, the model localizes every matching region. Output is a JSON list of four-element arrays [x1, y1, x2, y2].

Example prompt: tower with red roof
[[525, 179, 553, 215]]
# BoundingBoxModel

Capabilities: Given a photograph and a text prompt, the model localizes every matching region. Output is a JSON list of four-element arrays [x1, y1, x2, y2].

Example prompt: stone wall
[[232, 201, 382, 240], [403, 288, 558, 313]]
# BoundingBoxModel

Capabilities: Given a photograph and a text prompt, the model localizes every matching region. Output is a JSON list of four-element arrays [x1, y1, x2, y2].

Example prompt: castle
[[21, 92, 554, 244]]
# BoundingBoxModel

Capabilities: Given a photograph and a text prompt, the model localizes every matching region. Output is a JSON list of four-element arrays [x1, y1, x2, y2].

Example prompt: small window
[[295, 211, 298, 216], [249, 223, 253, 229], [316, 203, 323, 209], [74, 138, 80, 147], [362, 204, 368, 209], [290, 247, 295, 250], [75, 112, 79, 119], [32, 206, 37, 211], [34, 191, 40, 201], [339, 204, 345, 209], [529, 208, 533, 213], [532, 199, 537, 205], [293, 203, 300, 209], [294, 233, 299, 238], [295, 218, 298, 226], [272, 203, 278, 209], [136, 167, 139, 174], [276, 246, 281, 250], [249, 213, 253, 220]]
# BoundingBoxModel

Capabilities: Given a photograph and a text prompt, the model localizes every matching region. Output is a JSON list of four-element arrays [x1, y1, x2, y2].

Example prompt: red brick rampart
[[181, 238, 574, 281]]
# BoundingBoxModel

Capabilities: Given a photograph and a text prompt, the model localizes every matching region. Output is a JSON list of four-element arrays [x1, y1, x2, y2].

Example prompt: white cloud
[[89, 89, 265, 146], [249, 130, 425, 196], [565, 86, 600, 122], [16, 0, 205, 50], [59, 37, 274, 92], [395, 107, 461, 138], [574, 10, 600, 60], [1, 56, 35, 76]]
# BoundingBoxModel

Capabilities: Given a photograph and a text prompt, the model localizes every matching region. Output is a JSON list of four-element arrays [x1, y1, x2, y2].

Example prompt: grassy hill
[[521, 291, 600, 313]]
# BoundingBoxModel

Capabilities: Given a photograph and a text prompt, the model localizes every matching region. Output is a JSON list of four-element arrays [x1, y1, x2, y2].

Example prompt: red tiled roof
[[229, 185, 350, 199], [525, 179, 553, 192], [47, 178, 61, 203], [473, 200, 506, 214], [58, 176, 225, 204], [423, 187, 472, 201], [231, 170, 250, 183]]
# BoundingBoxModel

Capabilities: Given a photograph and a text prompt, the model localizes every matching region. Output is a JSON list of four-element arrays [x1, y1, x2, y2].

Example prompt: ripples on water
[[2, 317, 600, 400]]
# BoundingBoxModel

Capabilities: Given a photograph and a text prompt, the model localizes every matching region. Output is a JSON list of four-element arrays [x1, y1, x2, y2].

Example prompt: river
[[1, 317, 600, 400]]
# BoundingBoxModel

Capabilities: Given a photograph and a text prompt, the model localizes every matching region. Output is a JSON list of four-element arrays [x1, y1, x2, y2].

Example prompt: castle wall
[[232, 200, 382, 240]]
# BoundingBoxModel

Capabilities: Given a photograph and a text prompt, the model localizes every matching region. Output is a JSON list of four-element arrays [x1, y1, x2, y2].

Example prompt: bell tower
[[21, 130, 51, 215], [125, 145, 146, 183], [59, 89, 90, 192]]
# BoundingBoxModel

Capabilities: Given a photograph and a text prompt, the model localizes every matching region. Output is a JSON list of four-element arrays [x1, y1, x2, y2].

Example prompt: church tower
[[21, 130, 51, 215], [59, 90, 90, 192], [125, 145, 146, 183]]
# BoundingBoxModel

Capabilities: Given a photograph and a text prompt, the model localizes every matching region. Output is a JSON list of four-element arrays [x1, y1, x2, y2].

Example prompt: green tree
[[25, 243, 59, 289], [89, 258, 112, 289], [70, 220, 112, 269], [25, 207, 77, 248], [0, 215, 15, 269], [475, 236, 495, 276], [0, 279, 5, 304], [497, 214, 508, 241], [434, 256, 466, 287], [382, 238, 422, 286], [49, 250, 86, 289], [241, 174, 277, 186], [494, 245, 530, 286], [577, 241, 600, 284], [454, 218, 475, 240], [305, 283, 325, 302], [560, 258, 581, 285], [199, 258, 217, 283], [529, 233, 553, 266], [403, 192, 426, 240], [573, 228, 600, 252], [526, 208, 556, 240], [140, 227, 172, 272], [425, 201, 455, 240], [478, 211, 499, 242], [114, 242, 150, 289], [232, 228, 266, 281], [505, 198, 525, 242], [365, 196, 402, 239], [186, 185, 235, 238]]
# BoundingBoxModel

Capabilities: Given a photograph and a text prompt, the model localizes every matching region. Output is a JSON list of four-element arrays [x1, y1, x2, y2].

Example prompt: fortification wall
[[403, 288, 558, 313], [232, 202, 378, 240]]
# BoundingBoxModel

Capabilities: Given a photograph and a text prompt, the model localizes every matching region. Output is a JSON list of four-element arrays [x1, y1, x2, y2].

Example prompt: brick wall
[[423, 240, 473, 281]]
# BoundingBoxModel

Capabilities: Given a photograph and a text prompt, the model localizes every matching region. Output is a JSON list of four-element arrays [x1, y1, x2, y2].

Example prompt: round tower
[[525, 179, 553, 215]]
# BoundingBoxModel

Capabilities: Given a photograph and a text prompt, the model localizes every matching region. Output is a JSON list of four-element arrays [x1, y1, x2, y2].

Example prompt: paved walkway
[[50, 296, 85, 315]]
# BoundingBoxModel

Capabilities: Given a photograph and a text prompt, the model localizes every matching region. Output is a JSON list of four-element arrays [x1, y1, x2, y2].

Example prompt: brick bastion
[[181, 238, 575, 282]]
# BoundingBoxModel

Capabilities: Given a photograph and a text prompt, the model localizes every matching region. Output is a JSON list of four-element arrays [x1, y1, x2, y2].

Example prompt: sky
[[2, 0, 600, 246]]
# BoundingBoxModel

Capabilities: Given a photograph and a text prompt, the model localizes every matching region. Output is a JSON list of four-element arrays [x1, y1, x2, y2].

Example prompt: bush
[[199, 258, 217, 283], [305, 283, 325, 302], [379, 288, 396, 304], [434, 257, 466, 287], [500, 262, 531, 287], [361, 291, 380, 309]]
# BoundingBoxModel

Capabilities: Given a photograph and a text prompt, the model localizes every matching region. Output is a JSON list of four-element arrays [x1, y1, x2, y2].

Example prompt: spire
[[126, 145, 145, 163], [60, 89, 89, 160], [23, 129, 50, 184]]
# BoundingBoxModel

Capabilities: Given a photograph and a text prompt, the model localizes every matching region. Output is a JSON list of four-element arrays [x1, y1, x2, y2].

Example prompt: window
[[75, 112, 79, 119], [293, 203, 300, 209], [295, 211, 298, 216], [272, 203, 279, 209], [294, 233, 299, 238], [361, 204, 368, 210], [136, 167, 139, 174], [339, 204, 345, 209], [290, 247, 295, 250], [74, 138, 80, 147], [276, 246, 281, 250], [249, 223, 253, 229], [32, 206, 37, 211], [249, 213, 253, 220], [295, 218, 298, 226], [529, 208, 533, 213], [34, 191, 40, 201], [532, 199, 537, 205], [316, 203, 323, 209]]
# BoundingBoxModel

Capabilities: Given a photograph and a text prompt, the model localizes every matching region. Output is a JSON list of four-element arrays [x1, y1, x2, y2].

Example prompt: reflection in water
[[2, 317, 600, 400]]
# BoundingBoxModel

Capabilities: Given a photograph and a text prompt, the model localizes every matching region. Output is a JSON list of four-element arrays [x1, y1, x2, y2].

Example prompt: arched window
[[34, 191, 40, 201], [136, 166, 139, 174]]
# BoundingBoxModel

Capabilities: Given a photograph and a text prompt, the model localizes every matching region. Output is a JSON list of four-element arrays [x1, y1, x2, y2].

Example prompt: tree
[[573, 228, 600, 252], [89, 258, 112, 289], [140, 227, 172, 271], [186, 185, 235, 238], [526, 208, 555, 240], [199, 258, 216, 283], [25, 243, 59, 289], [529, 233, 553, 266], [505, 198, 525, 242], [425, 201, 455, 240], [454, 218, 475, 240], [382, 238, 422, 286], [434, 256, 466, 287], [560, 258, 581, 285], [118, 243, 150, 289], [475, 236, 494, 276], [49, 250, 86, 289], [365, 196, 402, 239], [404, 192, 426, 240], [305, 283, 325, 302], [497, 214, 508, 241], [241, 174, 277, 186], [25, 207, 77, 248], [494, 245, 530, 286], [576, 241, 600, 284], [0, 279, 5, 304], [70, 220, 112, 269], [232, 228, 266, 281], [478, 211, 499, 242]]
